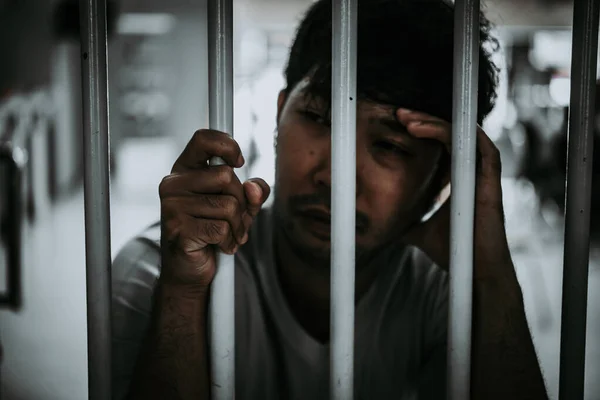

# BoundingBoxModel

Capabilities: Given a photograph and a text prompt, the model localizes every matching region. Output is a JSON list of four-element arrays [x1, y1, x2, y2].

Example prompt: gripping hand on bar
[[159, 129, 271, 286], [125, 129, 269, 400], [395, 108, 548, 399], [397, 109, 508, 273]]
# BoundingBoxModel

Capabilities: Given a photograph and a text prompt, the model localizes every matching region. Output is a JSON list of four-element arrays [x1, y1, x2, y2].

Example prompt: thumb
[[243, 178, 271, 217]]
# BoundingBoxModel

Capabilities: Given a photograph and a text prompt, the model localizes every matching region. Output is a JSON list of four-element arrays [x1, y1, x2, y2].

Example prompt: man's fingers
[[243, 178, 271, 218], [173, 129, 244, 172], [187, 217, 238, 255], [160, 166, 246, 205], [397, 108, 501, 180], [162, 195, 247, 244], [397, 109, 452, 151]]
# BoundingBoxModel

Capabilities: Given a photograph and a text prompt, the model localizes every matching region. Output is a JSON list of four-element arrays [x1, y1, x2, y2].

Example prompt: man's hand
[[397, 108, 513, 282], [159, 129, 271, 289], [397, 109, 548, 399]]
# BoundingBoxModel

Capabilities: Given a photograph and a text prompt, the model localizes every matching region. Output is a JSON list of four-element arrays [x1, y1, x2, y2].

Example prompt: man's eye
[[374, 141, 412, 157], [300, 110, 330, 126]]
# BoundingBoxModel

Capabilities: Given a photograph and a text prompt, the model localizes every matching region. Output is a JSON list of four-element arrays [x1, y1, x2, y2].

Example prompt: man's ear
[[276, 89, 287, 124]]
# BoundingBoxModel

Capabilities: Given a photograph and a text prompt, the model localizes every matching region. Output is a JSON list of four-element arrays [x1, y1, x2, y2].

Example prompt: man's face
[[273, 79, 446, 264]]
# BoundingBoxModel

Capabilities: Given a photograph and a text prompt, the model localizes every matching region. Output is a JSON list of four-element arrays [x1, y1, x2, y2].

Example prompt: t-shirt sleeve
[[111, 229, 161, 400]]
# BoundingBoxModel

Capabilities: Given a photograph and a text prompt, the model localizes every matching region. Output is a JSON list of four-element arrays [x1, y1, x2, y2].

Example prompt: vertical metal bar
[[559, 0, 600, 398], [447, 0, 479, 399], [330, 0, 357, 399], [0, 101, 28, 311], [207, 0, 235, 399], [79, 0, 112, 399], [0, 148, 25, 311]]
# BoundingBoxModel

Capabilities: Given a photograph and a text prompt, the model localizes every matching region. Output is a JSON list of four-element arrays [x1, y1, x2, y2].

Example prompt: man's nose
[[312, 133, 364, 193], [313, 139, 332, 188]]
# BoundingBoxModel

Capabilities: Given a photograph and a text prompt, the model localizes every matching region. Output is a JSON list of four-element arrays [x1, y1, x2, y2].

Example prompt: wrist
[[155, 279, 211, 306]]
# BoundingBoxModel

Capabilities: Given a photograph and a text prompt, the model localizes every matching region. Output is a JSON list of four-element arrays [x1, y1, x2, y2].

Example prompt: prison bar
[[0, 97, 28, 311], [447, 1, 479, 399], [79, 0, 112, 399], [559, 0, 600, 398], [330, 0, 358, 399], [207, 0, 236, 399]]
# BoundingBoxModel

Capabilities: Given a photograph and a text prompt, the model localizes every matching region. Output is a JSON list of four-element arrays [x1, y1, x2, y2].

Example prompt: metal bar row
[[78, 0, 598, 399]]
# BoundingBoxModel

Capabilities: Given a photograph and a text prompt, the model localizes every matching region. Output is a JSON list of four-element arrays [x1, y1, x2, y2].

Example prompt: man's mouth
[[296, 207, 366, 237], [297, 207, 332, 239], [299, 207, 331, 224]]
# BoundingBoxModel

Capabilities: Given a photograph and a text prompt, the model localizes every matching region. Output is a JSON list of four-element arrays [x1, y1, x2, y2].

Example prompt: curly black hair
[[284, 0, 500, 124]]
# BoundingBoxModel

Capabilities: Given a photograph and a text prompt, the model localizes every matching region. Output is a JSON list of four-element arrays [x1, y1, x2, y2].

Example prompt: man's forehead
[[294, 81, 396, 116]]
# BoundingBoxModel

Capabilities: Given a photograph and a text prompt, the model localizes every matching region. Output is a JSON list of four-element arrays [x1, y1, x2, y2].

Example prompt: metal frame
[[76, 0, 597, 399]]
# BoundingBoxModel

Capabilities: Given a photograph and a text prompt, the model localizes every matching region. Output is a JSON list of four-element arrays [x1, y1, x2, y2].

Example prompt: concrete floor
[[1, 147, 599, 400]]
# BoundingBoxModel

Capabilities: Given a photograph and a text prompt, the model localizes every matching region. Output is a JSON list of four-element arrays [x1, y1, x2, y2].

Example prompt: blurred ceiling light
[[117, 13, 176, 36], [531, 30, 600, 78], [549, 76, 571, 107], [530, 31, 572, 71]]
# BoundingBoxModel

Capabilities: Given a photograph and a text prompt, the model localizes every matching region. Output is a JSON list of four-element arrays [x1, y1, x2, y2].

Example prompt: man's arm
[[127, 283, 211, 400], [396, 109, 549, 399], [123, 128, 270, 399], [470, 264, 548, 400]]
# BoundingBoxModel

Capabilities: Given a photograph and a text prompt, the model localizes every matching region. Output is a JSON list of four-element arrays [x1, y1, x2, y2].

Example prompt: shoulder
[[112, 222, 161, 315], [111, 221, 162, 339], [111, 222, 161, 400], [112, 221, 161, 287]]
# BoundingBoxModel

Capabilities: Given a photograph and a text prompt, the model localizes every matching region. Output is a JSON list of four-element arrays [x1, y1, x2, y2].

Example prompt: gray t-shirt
[[112, 208, 449, 400]]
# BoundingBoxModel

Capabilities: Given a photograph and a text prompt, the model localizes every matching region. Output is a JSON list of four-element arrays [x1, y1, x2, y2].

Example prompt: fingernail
[[237, 153, 245, 166]]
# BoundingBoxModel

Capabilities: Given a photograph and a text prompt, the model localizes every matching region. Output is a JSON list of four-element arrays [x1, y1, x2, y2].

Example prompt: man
[[112, 0, 549, 399]]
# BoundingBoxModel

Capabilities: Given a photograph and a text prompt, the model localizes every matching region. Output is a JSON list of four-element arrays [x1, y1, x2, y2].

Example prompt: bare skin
[[127, 79, 548, 400]]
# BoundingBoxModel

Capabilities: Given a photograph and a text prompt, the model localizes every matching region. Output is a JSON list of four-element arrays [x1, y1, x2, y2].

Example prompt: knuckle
[[203, 220, 229, 241], [217, 167, 235, 186], [160, 211, 183, 242], [193, 128, 209, 142], [203, 194, 225, 210], [158, 175, 174, 198], [221, 196, 240, 218]]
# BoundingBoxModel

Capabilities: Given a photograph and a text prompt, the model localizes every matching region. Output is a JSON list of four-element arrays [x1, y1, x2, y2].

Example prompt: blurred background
[[0, 0, 599, 398]]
